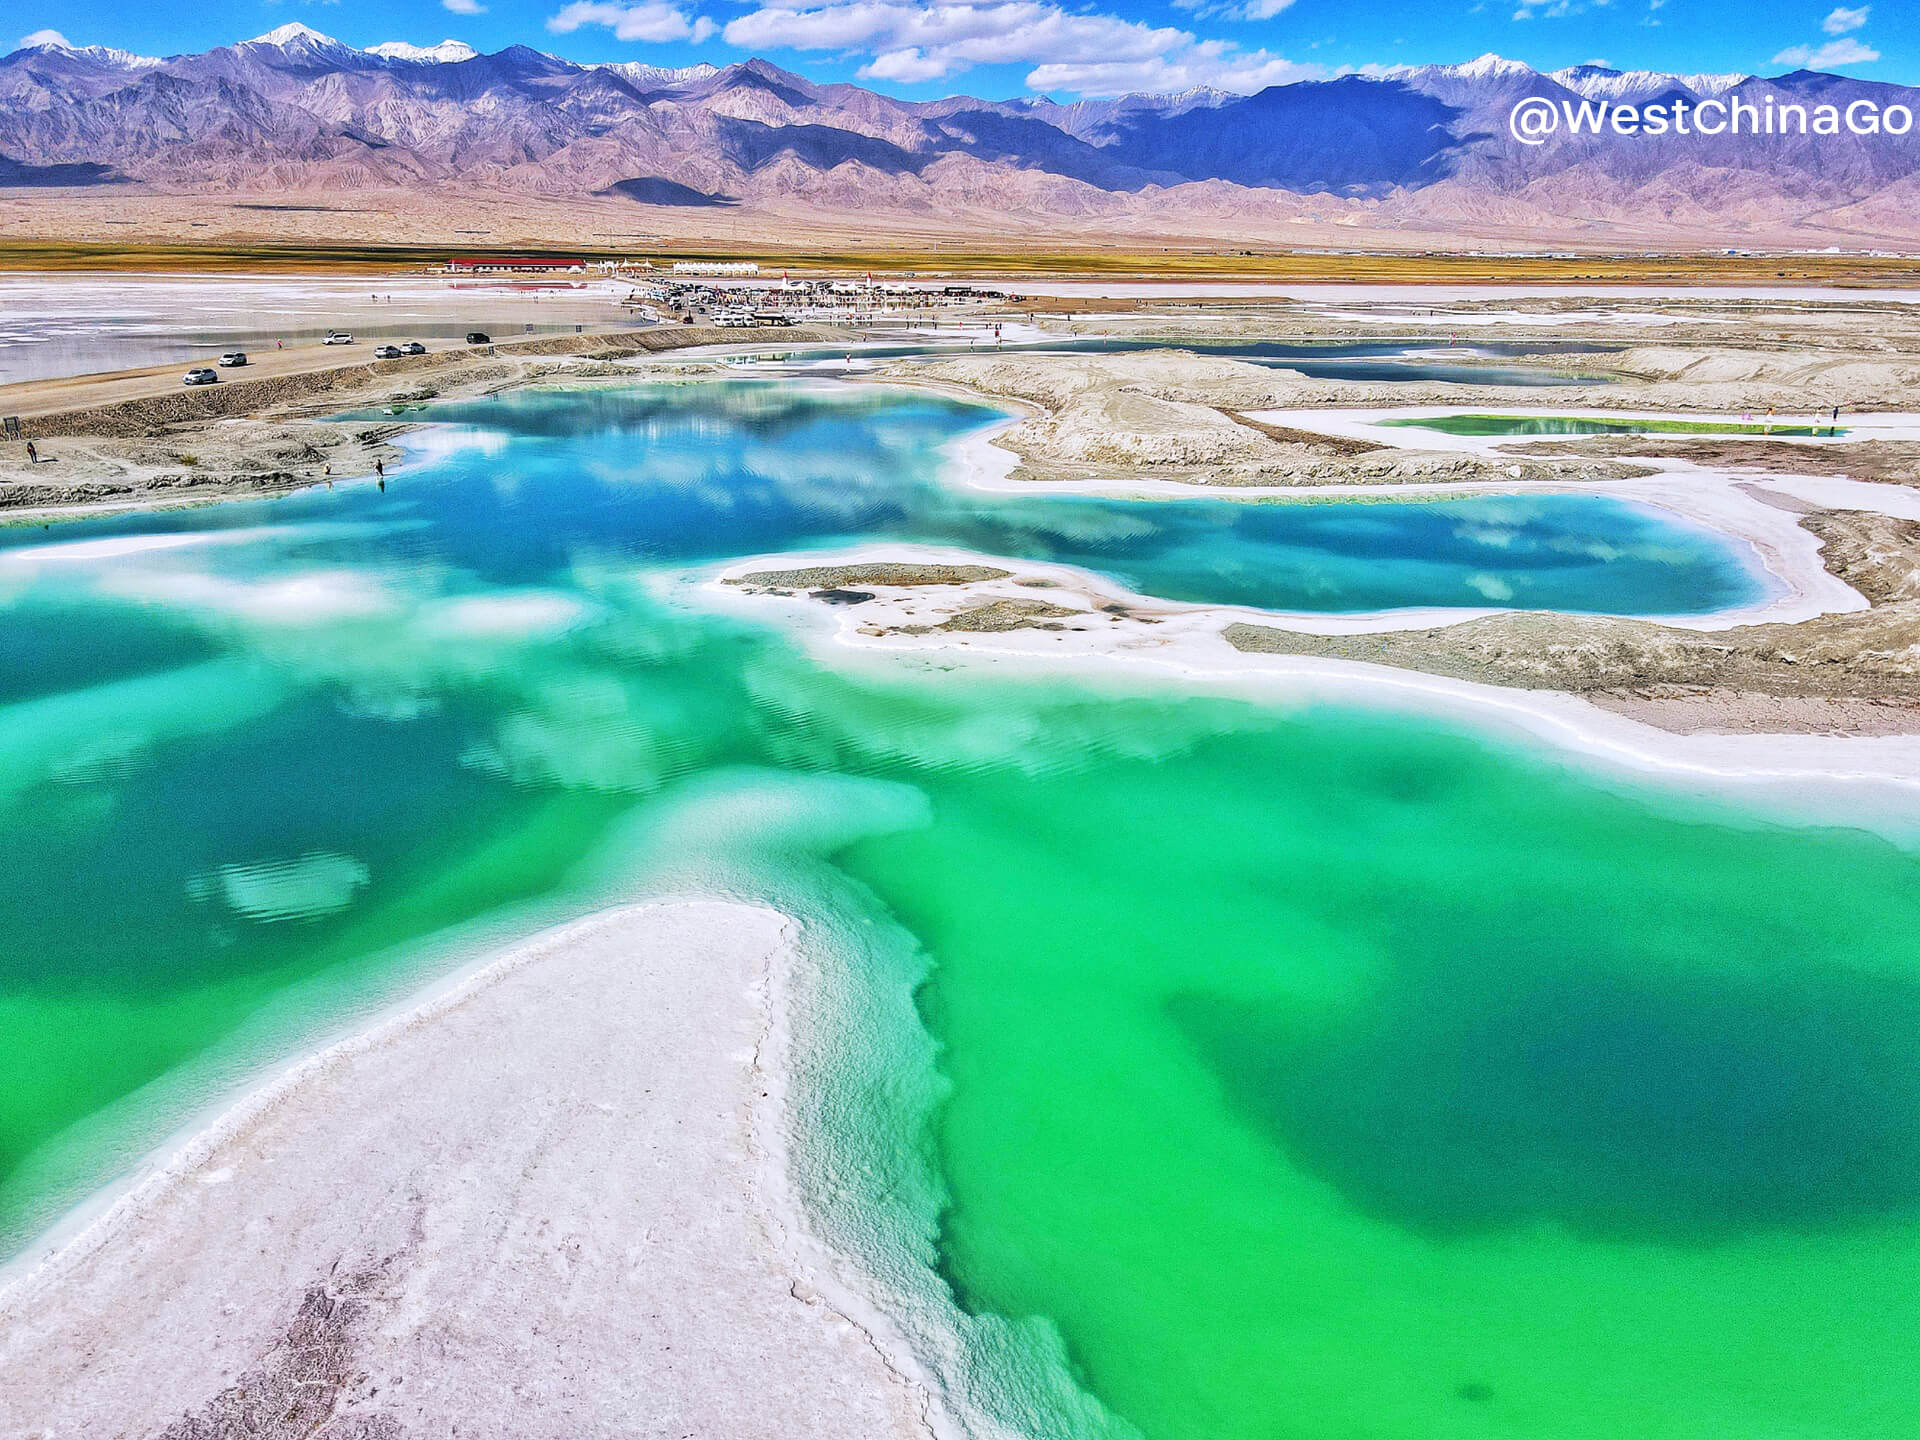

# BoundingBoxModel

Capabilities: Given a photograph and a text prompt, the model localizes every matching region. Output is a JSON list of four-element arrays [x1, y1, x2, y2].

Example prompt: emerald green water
[[1385, 414, 1849, 438], [837, 723, 1920, 1438], [3, 379, 1917, 1438]]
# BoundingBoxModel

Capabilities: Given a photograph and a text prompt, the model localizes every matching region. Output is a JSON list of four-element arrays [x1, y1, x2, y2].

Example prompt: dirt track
[[0, 325, 818, 438], [0, 325, 836, 515]]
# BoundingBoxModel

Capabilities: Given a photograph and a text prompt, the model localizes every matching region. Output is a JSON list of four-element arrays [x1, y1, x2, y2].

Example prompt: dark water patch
[[1172, 946, 1920, 1243], [0, 604, 220, 705]]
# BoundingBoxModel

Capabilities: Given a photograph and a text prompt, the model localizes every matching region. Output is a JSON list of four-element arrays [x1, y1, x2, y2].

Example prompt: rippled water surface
[[3, 380, 1916, 1440]]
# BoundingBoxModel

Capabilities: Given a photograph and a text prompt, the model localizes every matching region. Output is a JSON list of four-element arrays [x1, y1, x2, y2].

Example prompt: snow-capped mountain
[[600, 60, 720, 89], [1, 33, 1916, 244], [364, 41, 482, 65], [1549, 63, 1747, 101], [17, 38, 162, 69], [237, 24, 362, 62]]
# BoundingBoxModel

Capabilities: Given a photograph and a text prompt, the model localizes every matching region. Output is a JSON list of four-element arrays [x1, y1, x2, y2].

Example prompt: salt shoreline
[[699, 541, 1920, 810], [0, 900, 946, 1439], [932, 416, 1869, 632]]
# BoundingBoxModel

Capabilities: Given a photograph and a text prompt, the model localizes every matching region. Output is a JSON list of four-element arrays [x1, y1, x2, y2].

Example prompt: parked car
[[372, 345, 404, 360], [400, 341, 427, 356], [182, 368, 219, 386], [322, 331, 354, 345], [465, 331, 491, 345], [218, 351, 248, 367]]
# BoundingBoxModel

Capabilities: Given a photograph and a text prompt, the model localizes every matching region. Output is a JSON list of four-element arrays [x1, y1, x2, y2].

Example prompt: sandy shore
[[0, 901, 935, 1440]]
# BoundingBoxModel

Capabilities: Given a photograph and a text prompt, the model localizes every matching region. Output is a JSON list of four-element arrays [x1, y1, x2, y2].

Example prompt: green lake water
[[3, 379, 1917, 1438], [1385, 414, 1848, 438]]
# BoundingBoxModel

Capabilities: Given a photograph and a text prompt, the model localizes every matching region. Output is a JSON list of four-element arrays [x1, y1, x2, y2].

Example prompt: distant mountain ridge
[[3, 26, 1918, 246]]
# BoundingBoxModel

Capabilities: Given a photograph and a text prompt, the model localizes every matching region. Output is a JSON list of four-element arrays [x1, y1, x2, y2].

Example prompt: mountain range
[[3, 25, 1918, 249]]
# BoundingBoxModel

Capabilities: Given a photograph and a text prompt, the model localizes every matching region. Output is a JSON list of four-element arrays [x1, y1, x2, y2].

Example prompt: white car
[[322, 331, 354, 345], [182, 368, 219, 385], [218, 351, 248, 367], [400, 341, 427, 356], [373, 344, 404, 360]]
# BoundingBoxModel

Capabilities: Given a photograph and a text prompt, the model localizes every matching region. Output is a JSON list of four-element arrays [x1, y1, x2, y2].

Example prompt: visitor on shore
[[25, 441, 38, 464]]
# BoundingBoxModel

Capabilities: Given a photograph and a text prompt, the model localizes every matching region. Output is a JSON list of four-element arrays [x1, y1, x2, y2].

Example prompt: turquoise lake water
[[4, 379, 1917, 1439]]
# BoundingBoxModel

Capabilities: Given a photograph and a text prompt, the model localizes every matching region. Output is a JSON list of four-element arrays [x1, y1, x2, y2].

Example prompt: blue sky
[[14, 0, 1914, 99]]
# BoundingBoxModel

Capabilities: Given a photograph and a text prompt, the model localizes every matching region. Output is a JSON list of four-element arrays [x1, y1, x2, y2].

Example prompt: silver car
[[182, 368, 219, 385]]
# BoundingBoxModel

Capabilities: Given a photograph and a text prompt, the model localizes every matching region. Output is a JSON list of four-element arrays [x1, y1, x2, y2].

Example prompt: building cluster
[[437, 256, 1020, 326], [620, 274, 1013, 325]]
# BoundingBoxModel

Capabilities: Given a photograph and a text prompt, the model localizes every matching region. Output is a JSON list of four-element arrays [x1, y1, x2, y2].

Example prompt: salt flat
[[0, 902, 934, 1440]]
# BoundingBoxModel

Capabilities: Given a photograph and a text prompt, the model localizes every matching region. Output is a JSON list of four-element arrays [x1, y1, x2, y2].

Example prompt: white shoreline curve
[[931, 417, 1866, 630], [696, 541, 1920, 806], [0, 899, 957, 1439]]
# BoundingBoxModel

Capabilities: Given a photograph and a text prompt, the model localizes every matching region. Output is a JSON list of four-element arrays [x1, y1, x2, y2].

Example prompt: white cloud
[[1822, 5, 1868, 34], [862, 47, 954, 83], [720, 0, 1316, 95], [1174, 0, 1299, 19], [18, 28, 73, 48], [1029, 49, 1318, 95], [444, 0, 489, 15], [547, 1, 717, 43], [1512, 0, 1609, 17], [1771, 36, 1880, 67]]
